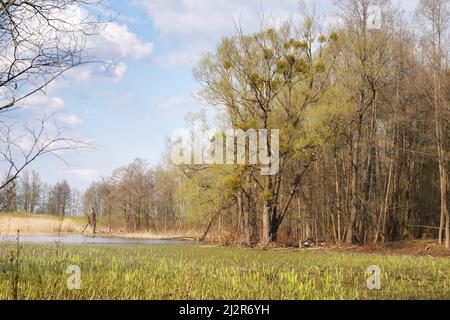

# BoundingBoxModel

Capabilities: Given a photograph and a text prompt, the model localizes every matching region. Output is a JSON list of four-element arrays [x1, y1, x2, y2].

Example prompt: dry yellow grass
[[0, 213, 86, 236], [0, 213, 199, 240]]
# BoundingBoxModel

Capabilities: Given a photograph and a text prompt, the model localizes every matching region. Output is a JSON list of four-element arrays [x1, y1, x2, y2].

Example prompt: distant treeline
[[0, 171, 81, 217]]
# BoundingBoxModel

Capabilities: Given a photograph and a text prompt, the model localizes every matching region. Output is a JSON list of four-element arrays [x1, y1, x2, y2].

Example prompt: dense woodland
[[1, 0, 449, 249]]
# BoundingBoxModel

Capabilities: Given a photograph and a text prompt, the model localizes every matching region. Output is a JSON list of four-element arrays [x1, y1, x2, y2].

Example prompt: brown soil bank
[[322, 240, 450, 258]]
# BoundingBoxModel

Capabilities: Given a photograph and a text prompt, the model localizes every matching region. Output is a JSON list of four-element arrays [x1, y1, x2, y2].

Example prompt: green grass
[[1, 243, 449, 300]]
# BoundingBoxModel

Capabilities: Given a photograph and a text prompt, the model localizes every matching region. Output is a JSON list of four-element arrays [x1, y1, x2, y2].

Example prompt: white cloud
[[56, 19, 152, 85], [58, 114, 84, 126], [139, 0, 290, 37], [113, 62, 128, 83], [73, 68, 93, 83], [136, 0, 299, 67], [51, 97, 66, 110], [100, 22, 154, 60], [136, 0, 420, 67], [22, 95, 65, 112], [56, 5, 154, 61], [44, 10, 153, 85], [58, 20, 152, 84]]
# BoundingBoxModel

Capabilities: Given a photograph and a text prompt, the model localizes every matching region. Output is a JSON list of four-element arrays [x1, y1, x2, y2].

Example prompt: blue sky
[[17, 0, 419, 190]]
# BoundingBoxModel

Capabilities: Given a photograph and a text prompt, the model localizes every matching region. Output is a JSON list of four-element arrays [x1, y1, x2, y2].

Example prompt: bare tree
[[0, 114, 88, 190], [0, 0, 106, 113], [0, 173, 16, 210], [0, 0, 108, 192], [47, 179, 71, 216], [416, 0, 450, 249]]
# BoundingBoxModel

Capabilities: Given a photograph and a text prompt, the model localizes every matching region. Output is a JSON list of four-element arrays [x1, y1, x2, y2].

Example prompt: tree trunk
[[347, 133, 360, 244], [433, 70, 449, 248], [334, 148, 343, 243], [262, 201, 272, 245]]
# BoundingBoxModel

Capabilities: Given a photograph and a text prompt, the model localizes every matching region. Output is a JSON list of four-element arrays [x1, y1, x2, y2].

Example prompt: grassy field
[[0, 243, 449, 300]]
